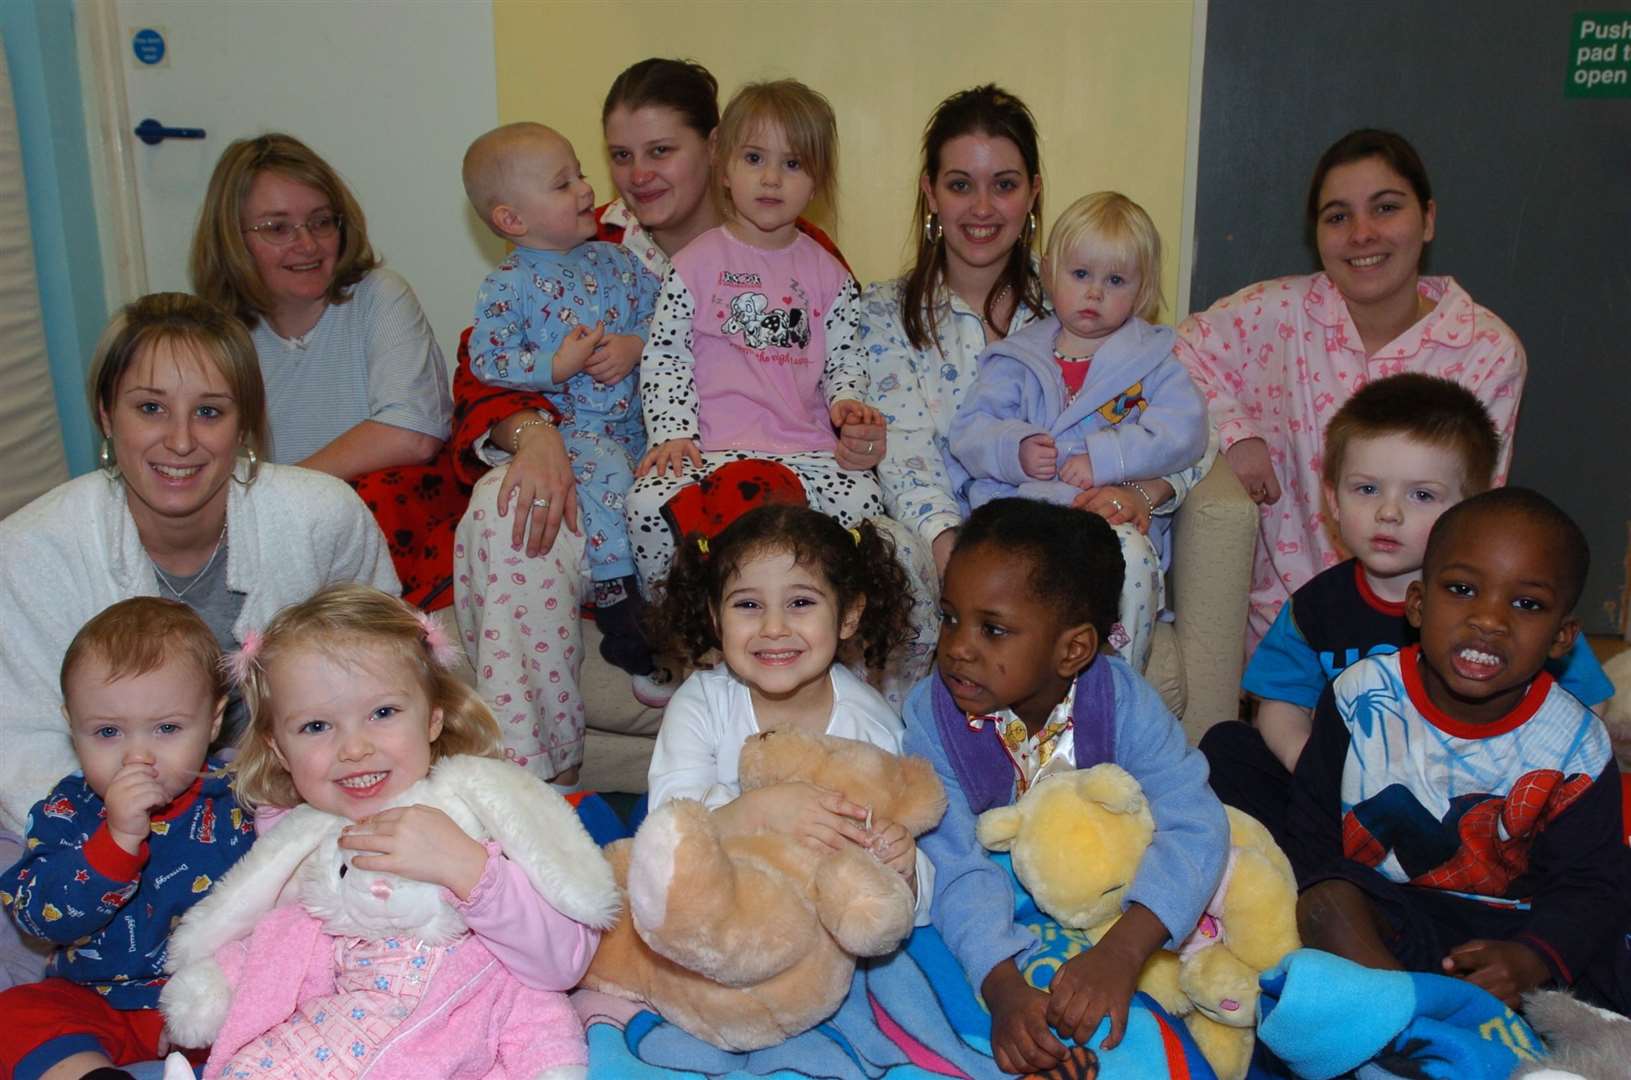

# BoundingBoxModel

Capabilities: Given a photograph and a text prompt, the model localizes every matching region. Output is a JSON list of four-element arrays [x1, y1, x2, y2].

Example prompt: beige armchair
[[444, 461, 1258, 792], [1143, 459, 1258, 745]]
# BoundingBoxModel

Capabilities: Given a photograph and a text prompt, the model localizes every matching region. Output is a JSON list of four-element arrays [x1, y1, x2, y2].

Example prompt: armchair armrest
[[1169, 461, 1256, 743]]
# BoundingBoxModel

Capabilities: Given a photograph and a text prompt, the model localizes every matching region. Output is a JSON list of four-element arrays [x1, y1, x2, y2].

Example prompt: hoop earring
[[244, 445, 259, 484], [923, 213, 943, 246], [99, 438, 117, 477], [1024, 211, 1038, 245]]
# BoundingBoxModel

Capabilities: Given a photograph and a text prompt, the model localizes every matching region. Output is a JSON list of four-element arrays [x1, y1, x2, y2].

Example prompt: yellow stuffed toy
[[581, 729, 947, 1051], [976, 763, 1299, 1080]]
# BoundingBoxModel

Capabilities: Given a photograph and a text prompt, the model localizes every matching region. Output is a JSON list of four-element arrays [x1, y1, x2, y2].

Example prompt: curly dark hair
[[954, 498, 1124, 639], [650, 505, 915, 672]]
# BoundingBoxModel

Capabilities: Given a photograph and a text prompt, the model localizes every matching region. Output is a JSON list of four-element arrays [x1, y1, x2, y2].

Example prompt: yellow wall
[[494, 0, 1194, 318]]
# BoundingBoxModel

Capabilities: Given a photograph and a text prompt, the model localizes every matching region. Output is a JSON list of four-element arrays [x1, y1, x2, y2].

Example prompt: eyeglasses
[[241, 212, 342, 246]]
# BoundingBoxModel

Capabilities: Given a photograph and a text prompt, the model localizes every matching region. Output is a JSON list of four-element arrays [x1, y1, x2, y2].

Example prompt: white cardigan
[[0, 463, 398, 832]]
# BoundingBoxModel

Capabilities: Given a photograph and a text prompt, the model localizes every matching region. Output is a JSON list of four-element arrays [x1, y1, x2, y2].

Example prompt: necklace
[[151, 521, 228, 601], [982, 283, 1014, 325]]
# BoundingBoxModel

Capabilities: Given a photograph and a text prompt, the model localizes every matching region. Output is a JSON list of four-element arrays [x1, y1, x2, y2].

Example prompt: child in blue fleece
[[903, 498, 1227, 1075], [0, 598, 254, 1080], [463, 121, 663, 688], [945, 191, 1207, 563]]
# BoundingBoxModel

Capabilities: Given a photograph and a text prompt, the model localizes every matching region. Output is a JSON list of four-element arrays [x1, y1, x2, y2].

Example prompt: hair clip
[[222, 629, 264, 685], [847, 527, 862, 546], [413, 610, 462, 669], [697, 536, 710, 557]]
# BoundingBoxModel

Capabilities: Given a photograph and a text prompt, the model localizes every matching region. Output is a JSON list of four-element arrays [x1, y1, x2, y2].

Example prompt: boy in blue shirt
[[1205, 374, 1612, 846], [0, 599, 255, 1080], [1287, 488, 1629, 1011]]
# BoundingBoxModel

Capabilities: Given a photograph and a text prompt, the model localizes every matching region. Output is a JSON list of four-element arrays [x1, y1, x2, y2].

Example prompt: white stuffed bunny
[[159, 754, 618, 1080]]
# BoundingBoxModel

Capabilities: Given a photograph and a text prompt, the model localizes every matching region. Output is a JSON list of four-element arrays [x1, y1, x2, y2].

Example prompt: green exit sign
[[1568, 12, 1631, 97]]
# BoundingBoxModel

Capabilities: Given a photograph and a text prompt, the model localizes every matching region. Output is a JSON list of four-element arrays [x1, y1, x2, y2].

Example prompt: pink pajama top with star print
[[1174, 273, 1525, 652]]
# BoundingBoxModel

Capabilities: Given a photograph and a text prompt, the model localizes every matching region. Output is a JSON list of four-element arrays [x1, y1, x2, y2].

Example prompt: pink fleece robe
[[202, 850, 598, 1079]]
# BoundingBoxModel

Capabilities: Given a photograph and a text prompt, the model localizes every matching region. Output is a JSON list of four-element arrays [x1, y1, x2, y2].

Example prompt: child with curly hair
[[645, 504, 929, 913]]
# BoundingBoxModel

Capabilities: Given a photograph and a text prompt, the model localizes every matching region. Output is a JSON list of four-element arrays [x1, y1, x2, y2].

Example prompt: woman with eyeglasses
[[191, 133, 455, 605]]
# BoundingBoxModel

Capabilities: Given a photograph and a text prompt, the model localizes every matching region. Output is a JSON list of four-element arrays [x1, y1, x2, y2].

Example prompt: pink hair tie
[[414, 610, 461, 669], [222, 629, 264, 685]]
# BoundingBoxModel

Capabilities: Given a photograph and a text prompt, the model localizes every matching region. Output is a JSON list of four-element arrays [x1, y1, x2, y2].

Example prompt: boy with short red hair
[[1, 598, 255, 1080]]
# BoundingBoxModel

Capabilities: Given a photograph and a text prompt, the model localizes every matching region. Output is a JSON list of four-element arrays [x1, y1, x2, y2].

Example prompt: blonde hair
[[190, 133, 379, 329], [230, 584, 500, 809], [1045, 192, 1164, 323], [462, 122, 579, 239], [61, 597, 227, 704], [714, 79, 838, 218], [88, 292, 270, 475]]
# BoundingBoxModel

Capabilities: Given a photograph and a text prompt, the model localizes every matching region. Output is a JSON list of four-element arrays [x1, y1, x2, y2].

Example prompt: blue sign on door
[[132, 28, 165, 66]]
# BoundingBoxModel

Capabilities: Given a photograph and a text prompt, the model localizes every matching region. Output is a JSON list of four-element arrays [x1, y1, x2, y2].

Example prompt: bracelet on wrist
[[510, 411, 556, 449], [1118, 480, 1155, 514]]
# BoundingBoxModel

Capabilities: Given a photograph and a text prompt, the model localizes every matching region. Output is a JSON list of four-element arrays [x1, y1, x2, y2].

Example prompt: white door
[[103, 0, 504, 358]]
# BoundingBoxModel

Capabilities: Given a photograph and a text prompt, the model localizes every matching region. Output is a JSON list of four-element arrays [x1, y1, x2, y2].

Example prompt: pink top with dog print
[[1174, 273, 1526, 652], [661, 227, 865, 454]]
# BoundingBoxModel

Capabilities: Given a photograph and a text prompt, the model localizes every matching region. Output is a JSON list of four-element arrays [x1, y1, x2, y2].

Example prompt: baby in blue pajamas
[[464, 121, 662, 679]]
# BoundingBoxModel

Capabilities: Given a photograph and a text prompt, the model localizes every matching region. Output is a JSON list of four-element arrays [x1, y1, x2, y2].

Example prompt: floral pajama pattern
[[215, 936, 447, 1079], [454, 470, 591, 779]]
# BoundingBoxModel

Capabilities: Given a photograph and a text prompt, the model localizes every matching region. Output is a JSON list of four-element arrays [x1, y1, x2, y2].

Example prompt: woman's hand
[[637, 437, 703, 479], [1224, 437, 1280, 505], [1019, 433, 1058, 480], [718, 781, 871, 851], [1058, 453, 1095, 490], [496, 417, 580, 556], [552, 322, 606, 382], [340, 804, 490, 901], [1073, 483, 1157, 534], [835, 410, 887, 472], [584, 333, 644, 386]]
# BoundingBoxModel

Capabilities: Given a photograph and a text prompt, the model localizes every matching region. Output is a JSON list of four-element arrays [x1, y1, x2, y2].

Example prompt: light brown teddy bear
[[581, 729, 947, 1050], [976, 763, 1299, 1080]]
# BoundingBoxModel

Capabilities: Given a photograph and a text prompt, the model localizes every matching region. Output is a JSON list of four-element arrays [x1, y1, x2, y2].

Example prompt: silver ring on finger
[[531, 496, 551, 510], [866, 440, 875, 455], [1110, 498, 1123, 513]]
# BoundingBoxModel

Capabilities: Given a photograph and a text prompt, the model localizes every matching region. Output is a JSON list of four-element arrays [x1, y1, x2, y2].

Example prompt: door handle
[[133, 118, 206, 146]]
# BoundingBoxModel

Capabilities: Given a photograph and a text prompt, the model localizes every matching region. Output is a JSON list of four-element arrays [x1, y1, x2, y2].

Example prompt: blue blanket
[[583, 852, 1218, 1079], [1256, 948, 1545, 1079]]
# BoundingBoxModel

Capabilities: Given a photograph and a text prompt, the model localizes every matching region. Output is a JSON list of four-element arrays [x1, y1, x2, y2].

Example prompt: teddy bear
[[976, 763, 1300, 1080], [580, 728, 947, 1051], [157, 754, 620, 1080]]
